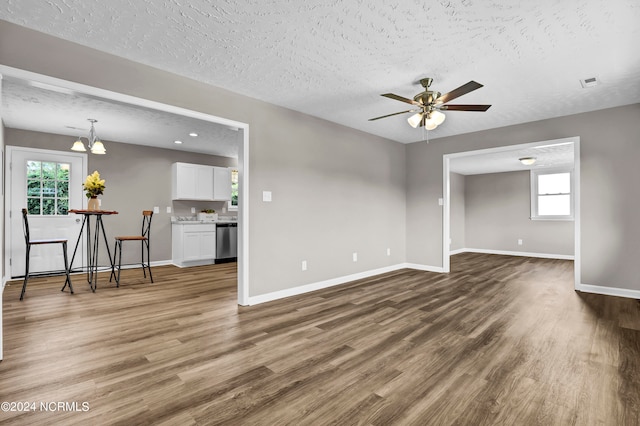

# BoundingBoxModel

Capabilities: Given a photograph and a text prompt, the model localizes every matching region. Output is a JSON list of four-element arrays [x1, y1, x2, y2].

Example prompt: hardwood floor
[[1, 253, 639, 425]]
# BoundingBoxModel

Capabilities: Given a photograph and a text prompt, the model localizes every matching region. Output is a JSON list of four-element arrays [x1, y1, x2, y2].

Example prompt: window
[[530, 169, 573, 220], [229, 168, 238, 210], [26, 160, 70, 215]]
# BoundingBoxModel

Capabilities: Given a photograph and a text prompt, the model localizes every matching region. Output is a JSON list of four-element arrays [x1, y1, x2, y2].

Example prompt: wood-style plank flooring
[[1, 253, 640, 425]]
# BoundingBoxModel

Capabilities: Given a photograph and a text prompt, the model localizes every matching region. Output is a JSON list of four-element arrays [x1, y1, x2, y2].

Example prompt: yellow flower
[[83, 170, 106, 198]]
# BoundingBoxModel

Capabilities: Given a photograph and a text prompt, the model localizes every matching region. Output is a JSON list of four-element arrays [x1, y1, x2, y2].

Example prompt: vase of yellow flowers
[[83, 170, 106, 211]]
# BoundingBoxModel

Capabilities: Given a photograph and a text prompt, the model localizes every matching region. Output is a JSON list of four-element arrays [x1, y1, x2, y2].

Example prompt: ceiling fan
[[369, 77, 491, 130]]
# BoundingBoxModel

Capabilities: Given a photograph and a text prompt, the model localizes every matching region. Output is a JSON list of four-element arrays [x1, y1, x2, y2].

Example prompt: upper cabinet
[[172, 162, 231, 201], [213, 167, 231, 201]]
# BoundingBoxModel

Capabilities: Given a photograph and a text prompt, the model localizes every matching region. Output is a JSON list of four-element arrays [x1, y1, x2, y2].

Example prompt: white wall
[[1, 101, 5, 360]]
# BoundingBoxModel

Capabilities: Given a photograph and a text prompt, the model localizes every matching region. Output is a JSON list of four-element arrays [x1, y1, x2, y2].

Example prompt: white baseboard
[[402, 263, 446, 273], [247, 263, 445, 306], [453, 248, 574, 260], [576, 283, 640, 300]]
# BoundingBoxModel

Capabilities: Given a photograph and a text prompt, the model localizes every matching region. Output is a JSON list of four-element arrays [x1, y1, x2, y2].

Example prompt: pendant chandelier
[[71, 119, 106, 154]]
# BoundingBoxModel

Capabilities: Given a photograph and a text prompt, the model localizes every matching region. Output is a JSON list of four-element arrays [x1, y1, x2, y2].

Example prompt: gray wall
[[407, 103, 640, 291], [449, 172, 465, 251], [6, 128, 236, 265], [464, 171, 574, 255], [0, 21, 407, 297]]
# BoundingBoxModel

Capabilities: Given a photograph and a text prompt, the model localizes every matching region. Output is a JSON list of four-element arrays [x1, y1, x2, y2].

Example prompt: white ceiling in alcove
[[1, 78, 240, 157], [0, 0, 639, 147], [449, 142, 574, 175]]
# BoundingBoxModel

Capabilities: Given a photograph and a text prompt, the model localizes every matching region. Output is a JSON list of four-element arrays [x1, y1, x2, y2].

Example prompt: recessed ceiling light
[[174, 140, 183, 144], [189, 132, 198, 137]]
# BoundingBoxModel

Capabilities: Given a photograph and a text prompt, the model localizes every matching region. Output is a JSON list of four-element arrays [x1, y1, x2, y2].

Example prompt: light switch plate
[[153, 206, 159, 214], [263, 191, 272, 202], [166, 206, 172, 213]]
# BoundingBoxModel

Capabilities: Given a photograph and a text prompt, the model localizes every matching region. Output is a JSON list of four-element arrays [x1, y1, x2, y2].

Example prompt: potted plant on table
[[83, 170, 106, 211]]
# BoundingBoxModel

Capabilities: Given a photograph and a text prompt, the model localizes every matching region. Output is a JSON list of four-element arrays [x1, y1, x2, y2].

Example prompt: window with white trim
[[530, 169, 574, 220], [26, 160, 70, 215]]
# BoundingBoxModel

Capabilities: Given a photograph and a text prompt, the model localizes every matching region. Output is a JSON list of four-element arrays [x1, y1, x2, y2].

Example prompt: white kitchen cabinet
[[172, 223, 216, 267], [213, 167, 232, 201], [172, 162, 214, 200]]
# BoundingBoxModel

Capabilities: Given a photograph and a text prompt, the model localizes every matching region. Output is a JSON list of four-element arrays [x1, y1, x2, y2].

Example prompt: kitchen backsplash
[[171, 200, 238, 218]]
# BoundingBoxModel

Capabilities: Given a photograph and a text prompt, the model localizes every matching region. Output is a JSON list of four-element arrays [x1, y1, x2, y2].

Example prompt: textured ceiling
[[0, 1, 639, 144], [1, 78, 240, 157], [449, 142, 574, 175]]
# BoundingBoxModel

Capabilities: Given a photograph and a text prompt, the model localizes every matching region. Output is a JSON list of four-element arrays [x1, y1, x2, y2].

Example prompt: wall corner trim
[[577, 283, 640, 300], [247, 263, 446, 306]]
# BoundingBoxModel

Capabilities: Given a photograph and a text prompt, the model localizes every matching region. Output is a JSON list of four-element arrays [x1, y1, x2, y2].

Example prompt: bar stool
[[20, 208, 73, 300], [110, 210, 153, 286]]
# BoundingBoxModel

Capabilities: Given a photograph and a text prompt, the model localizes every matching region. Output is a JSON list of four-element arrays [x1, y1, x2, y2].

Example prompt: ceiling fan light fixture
[[424, 119, 438, 131], [519, 156, 537, 166], [407, 112, 423, 128], [71, 139, 87, 152], [431, 110, 446, 125]]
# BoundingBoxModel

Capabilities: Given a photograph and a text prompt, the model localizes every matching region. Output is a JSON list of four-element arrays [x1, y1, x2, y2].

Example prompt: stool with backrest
[[21, 208, 73, 300], [110, 210, 153, 286]]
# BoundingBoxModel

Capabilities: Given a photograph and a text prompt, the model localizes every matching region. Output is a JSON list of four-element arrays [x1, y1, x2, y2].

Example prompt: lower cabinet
[[172, 223, 216, 267]]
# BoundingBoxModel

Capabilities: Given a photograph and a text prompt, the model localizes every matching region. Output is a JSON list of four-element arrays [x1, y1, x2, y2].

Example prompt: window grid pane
[[538, 173, 570, 195], [538, 194, 571, 216], [25, 161, 71, 216]]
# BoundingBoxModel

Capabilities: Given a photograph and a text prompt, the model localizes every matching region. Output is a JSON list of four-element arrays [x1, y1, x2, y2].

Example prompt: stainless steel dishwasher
[[216, 223, 237, 261]]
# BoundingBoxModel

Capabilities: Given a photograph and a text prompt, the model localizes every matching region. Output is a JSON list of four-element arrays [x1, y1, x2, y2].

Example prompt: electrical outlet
[[352, 252, 358, 262], [302, 260, 307, 271], [387, 248, 391, 256], [153, 206, 159, 214], [166, 206, 172, 213], [518, 239, 523, 245], [191, 207, 196, 213]]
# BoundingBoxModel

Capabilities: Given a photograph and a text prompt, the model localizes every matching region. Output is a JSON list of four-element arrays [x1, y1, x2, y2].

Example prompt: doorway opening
[[0, 65, 250, 305], [442, 137, 581, 289]]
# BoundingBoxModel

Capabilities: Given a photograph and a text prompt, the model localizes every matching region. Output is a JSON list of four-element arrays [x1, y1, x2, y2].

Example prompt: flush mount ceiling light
[[174, 140, 183, 144], [519, 156, 537, 166], [189, 132, 198, 137], [70, 119, 106, 154]]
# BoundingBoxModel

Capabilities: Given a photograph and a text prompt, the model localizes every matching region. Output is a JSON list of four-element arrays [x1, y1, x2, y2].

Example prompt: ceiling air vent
[[580, 77, 598, 88]]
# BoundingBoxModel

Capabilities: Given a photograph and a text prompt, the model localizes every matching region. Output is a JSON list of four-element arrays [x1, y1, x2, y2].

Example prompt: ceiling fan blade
[[436, 81, 483, 104], [441, 104, 492, 111], [369, 109, 417, 121], [381, 93, 422, 106]]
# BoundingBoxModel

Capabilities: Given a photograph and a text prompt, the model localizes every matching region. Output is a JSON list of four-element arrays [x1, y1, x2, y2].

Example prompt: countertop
[[171, 219, 237, 225]]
